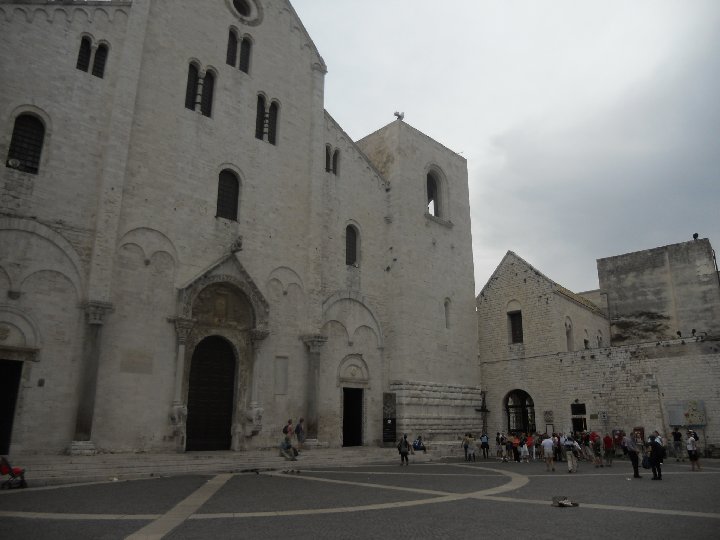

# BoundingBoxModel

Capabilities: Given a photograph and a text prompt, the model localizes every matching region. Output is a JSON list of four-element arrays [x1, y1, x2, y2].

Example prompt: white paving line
[[0, 511, 159, 521], [124, 473, 232, 540]]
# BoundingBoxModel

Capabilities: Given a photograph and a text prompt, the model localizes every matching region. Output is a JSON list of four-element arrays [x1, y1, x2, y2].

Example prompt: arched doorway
[[505, 389, 536, 435], [186, 336, 236, 451]]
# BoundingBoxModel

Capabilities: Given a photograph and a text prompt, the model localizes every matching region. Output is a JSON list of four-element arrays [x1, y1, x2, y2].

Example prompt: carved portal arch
[[337, 354, 370, 388]]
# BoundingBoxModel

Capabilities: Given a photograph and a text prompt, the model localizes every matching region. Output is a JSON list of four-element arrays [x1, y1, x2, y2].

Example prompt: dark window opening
[[239, 38, 251, 73], [226, 30, 238, 67], [268, 102, 279, 145], [200, 71, 214, 117], [346, 225, 358, 266], [185, 64, 199, 111], [505, 390, 536, 435], [255, 95, 266, 140], [216, 170, 239, 221], [508, 311, 523, 344], [6, 114, 45, 174], [76, 36, 91, 72], [427, 173, 439, 217], [570, 403, 586, 415], [332, 149, 340, 175], [91, 43, 108, 78], [325, 145, 332, 172], [233, 0, 251, 16]]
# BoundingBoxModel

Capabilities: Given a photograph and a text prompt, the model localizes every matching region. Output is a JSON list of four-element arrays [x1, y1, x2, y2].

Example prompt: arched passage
[[504, 389, 535, 435], [186, 336, 236, 450]]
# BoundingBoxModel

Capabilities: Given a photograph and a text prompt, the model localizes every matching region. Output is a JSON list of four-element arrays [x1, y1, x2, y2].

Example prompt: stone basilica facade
[[0, 0, 480, 455]]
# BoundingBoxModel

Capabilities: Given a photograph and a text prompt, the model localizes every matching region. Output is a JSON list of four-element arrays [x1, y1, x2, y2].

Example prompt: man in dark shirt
[[671, 428, 683, 462]]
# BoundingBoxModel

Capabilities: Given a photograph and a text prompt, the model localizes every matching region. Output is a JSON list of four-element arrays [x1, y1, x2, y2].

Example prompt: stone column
[[168, 317, 194, 452], [71, 301, 113, 455], [301, 334, 327, 439]]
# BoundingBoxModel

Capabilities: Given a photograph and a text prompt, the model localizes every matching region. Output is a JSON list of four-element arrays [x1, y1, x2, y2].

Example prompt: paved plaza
[[1, 456, 719, 539]]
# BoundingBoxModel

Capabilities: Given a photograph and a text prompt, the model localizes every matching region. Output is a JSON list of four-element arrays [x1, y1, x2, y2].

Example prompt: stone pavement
[[1, 454, 719, 539]]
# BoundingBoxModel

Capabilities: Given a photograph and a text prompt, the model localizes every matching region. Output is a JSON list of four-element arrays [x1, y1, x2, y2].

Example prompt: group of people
[[279, 418, 306, 461], [396, 434, 428, 465], [461, 433, 491, 461]]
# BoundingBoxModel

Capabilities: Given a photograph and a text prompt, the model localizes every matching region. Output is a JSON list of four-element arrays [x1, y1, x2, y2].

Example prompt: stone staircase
[[7, 445, 453, 487]]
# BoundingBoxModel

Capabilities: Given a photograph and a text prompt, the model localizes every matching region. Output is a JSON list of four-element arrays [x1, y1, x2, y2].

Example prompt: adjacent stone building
[[0, 0, 480, 455], [478, 239, 720, 449]]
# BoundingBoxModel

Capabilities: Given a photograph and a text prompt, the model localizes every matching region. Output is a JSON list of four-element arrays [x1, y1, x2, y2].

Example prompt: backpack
[[282, 425, 288, 434]]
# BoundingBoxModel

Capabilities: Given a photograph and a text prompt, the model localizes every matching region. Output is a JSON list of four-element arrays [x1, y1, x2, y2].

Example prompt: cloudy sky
[[292, 0, 720, 294]]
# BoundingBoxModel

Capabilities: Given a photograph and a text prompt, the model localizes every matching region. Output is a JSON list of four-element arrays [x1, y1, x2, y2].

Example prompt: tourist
[[592, 433, 604, 468], [462, 433, 471, 461], [564, 435, 579, 473], [519, 435, 530, 463], [480, 432, 490, 459], [526, 433, 535, 461], [603, 433, 614, 467], [541, 434, 555, 471], [282, 419, 294, 437], [622, 433, 642, 478], [294, 418, 305, 449], [686, 431, 701, 471], [671, 427, 683, 462], [495, 432, 503, 459], [397, 434, 412, 466], [467, 433, 477, 462], [279, 435, 298, 461], [413, 435, 427, 453], [648, 435, 664, 480]]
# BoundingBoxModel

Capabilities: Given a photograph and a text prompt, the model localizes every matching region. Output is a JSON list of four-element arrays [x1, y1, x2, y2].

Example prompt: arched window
[[255, 95, 266, 140], [200, 71, 214, 117], [427, 172, 440, 217], [565, 317, 574, 352], [345, 225, 358, 266], [268, 101, 279, 145], [76, 36, 91, 72], [92, 43, 108, 78], [239, 38, 251, 73], [597, 330, 603, 348], [444, 299, 451, 329], [226, 30, 238, 67], [325, 145, 332, 172], [216, 170, 239, 221], [505, 390, 535, 435], [185, 63, 199, 110], [332, 149, 340, 175], [6, 114, 45, 174], [233, 0, 251, 16]]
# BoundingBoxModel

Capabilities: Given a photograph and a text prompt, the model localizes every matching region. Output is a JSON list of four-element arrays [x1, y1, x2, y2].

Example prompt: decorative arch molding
[[118, 227, 179, 267], [267, 266, 304, 294], [177, 254, 269, 332], [0, 4, 129, 24], [322, 290, 383, 348], [0, 305, 42, 361], [506, 299, 522, 312], [337, 354, 370, 388], [0, 217, 85, 297]]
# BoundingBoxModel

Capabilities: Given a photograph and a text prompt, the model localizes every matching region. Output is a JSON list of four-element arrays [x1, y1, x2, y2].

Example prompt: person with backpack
[[480, 432, 490, 459], [397, 434, 413, 465], [282, 419, 294, 437]]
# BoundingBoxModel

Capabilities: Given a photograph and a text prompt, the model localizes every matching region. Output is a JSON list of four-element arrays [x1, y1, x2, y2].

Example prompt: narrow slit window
[[185, 64, 199, 111], [239, 38, 251, 73], [325, 145, 332, 172], [226, 30, 238, 67], [91, 44, 108, 78], [508, 311, 523, 344], [216, 170, 239, 221], [255, 95, 266, 140], [76, 36, 91, 72], [200, 71, 214, 117], [332, 149, 340, 175], [268, 101, 279, 145], [427, 173, 439, 217], [6, 114, 45, 174], [346, 225, 358, 266]]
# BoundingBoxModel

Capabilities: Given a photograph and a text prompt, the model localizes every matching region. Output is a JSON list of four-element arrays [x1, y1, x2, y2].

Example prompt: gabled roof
[[478, 251, 604, 315]]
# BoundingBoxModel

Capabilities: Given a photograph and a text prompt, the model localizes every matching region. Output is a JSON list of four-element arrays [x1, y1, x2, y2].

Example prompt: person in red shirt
[[603, 433, 614, 466]]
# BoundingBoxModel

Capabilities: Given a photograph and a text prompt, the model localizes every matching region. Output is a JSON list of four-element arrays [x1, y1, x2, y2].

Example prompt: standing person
[[686, 431, 702, 471], [467, 433, 477, 462], [603, 433, 614, 467], [495, 432, 503, 459], [564, 436, 579, 473], [526, 433, 535, 461], [282, 419, 294, 438], [592, 434, 604, 468], [648, 435, 664, 480], [461, 433, 470, 461], [397, 434, 412, 466], [671, 427, 683, 462], [512, 434, 521, 462], [541, 435, 555, 471], [622, 433, 642, 478], [294, 418, 305, 449], [554, 433, 563, 462], [480, 432, 490, 459]]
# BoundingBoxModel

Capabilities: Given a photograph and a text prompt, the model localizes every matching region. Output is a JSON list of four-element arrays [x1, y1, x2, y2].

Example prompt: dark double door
[[186, 337, 236, 451], [342, 387, 363, 447]]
